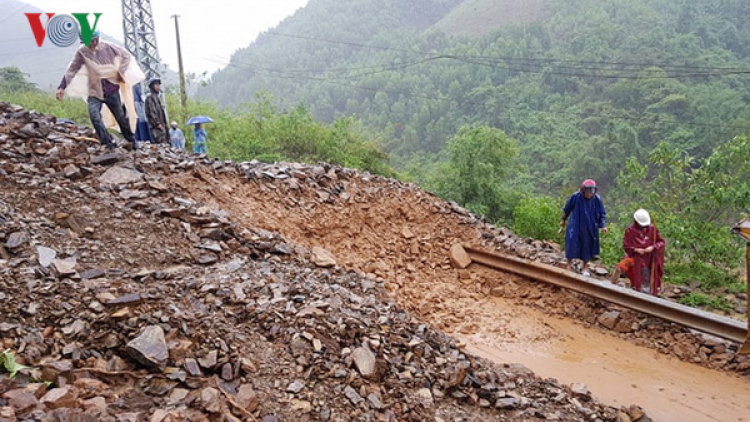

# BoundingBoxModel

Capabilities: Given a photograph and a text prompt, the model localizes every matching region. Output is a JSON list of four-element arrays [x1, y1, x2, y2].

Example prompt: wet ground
[[462, 297, 750, 422]]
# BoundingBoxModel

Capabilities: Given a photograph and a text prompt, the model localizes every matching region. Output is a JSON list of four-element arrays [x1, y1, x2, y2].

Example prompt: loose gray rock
[[351, 346, 376, 377], [37, 246, 56, 268], [125, 325, 169, 371], [99, 167, 143, 185]]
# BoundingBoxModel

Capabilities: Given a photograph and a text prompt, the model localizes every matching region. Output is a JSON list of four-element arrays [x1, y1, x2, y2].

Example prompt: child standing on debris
[[169, 121, 185, 150], [193, 123, 207, 155], [560, 179, 608, 276], [611, 209, 665, 295]]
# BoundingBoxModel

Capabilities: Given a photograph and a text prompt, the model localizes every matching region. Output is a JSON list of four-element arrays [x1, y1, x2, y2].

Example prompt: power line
[[211, 40, 749, 87], [204, 54, 450, 78], [448, 56, 750, 79], [207, 56, 750, 132], [0, 48, 62, 58], [265, 31, 750, 75], [0, 4, 30, 25]]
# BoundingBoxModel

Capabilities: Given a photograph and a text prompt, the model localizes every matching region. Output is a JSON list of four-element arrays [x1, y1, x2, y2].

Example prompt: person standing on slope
[[193, 123, 208, 155], [560, 179, 608, 276], [145, 78, 169, 144], [56, 30, 137, 150]]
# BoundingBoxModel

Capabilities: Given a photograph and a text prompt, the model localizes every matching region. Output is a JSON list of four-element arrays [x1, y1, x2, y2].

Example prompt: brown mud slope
[[1, 103, 628, 422], [170, 162, 750, 422]]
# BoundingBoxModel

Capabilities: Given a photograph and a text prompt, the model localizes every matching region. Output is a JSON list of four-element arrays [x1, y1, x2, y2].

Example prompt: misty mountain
[[199, 0, 750, 194]]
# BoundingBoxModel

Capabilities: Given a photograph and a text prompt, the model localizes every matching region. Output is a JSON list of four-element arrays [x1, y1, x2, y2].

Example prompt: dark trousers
[[87, 92, 135, 146]]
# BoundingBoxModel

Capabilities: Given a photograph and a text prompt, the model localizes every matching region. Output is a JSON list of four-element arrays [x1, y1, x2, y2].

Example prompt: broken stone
[[106, 293, 143, 306], [351, 346, 376, 377], [2, 389, 38, 413], [99, 167, 143, 185], [570, 383, 588, 397], [64, 164, 81, 179], [198, 350, 217, 369], [200, 387, 222, 413], [197, 254, 218, 265], [184, 358, 202, 376], [0, 407, 15, 421], [80, 268, 105, 279], [291, 399, 312, 413], [52, 257, 77, 276], [6, 231, 28, 249], [343, 386, 363, 405], [597, 311, 620, 330], [416, 388, 433, 405], [167, 388, 189, 406], [125, 325, 169, 371], [311, 247, 336, 268], [286, 380, 305, 393], [496, 397, 520, 409], [367, 393, 384, 410], [236, 385, 259, 412], [40, 386, 77, 409], [449, 244, 471, 269], [81, 396, 107, 412], [91, 153, 121, 166], [221, 363, 233, 381], [37, 246, 56, 268]]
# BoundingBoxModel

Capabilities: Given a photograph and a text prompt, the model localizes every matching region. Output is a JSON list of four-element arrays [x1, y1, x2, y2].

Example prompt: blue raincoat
[[563, 191, 606, 261]]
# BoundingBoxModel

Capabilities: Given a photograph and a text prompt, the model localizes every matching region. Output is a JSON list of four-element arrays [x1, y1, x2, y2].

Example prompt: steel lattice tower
[[122, 0, 163, 80]]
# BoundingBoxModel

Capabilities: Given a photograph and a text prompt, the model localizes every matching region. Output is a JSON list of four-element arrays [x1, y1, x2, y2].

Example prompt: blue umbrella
[[186, 115, 214, 125]]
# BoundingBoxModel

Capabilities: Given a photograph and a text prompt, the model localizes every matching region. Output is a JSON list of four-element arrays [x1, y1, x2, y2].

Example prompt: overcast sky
[[27, 0, 310, 75]]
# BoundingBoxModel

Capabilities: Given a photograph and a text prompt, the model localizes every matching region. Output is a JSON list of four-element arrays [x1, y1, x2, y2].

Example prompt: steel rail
[[462, 245, 748, 346]]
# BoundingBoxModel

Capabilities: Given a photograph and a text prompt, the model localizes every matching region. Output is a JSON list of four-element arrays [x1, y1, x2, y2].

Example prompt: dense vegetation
[[204, 0, 750, 192]]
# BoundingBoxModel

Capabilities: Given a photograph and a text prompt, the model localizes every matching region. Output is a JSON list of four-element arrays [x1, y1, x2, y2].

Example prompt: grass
[[664, 261, 739, 291], [678, 292, 734, 312], [727, 281, 748, 294], [0, 90, 89, 124]]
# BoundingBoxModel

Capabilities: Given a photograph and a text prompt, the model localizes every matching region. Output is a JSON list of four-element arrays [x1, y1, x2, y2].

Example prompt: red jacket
[[618, 223, 666, 295]]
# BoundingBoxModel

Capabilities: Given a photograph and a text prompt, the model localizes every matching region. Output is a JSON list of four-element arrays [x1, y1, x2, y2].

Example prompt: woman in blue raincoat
[[559, 179, 608, 275]]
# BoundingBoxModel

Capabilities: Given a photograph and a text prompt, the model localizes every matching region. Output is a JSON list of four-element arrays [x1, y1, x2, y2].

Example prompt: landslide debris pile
[[166, 143, 749, 375], [0, 105, 633, 420]]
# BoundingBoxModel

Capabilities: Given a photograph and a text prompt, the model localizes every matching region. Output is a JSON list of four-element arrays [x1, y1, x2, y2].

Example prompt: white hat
[[634, 209, 651, 226]]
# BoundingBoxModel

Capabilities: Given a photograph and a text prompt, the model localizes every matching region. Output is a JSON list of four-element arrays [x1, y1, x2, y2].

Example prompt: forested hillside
[[202, 0, 750, 194]]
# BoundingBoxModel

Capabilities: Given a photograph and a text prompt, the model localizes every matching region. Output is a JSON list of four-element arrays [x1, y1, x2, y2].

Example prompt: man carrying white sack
[[56, 29, 142, 150]]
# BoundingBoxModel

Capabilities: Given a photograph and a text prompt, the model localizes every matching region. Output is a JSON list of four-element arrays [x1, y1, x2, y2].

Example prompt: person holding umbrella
[[187, 115, 213, 155]]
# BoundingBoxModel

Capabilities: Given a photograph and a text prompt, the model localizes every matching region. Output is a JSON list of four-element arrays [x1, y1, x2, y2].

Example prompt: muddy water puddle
[[458, 297, 750, 422]]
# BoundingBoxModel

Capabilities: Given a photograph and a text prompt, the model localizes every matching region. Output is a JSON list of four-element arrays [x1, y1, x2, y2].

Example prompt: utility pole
[[171, 14, 188, 125]]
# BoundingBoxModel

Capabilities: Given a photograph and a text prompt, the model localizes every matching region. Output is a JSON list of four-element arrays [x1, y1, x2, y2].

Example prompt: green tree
[[433, 125, 523, 222], [0, 67, 38, 93], [513, 196, 563, 241]]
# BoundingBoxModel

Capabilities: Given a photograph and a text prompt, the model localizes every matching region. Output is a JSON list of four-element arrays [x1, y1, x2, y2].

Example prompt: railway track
[[454, 244, 750, 353]]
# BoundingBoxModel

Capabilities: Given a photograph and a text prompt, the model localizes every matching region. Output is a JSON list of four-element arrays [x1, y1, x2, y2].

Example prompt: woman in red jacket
[[611, 209, 666, 296]]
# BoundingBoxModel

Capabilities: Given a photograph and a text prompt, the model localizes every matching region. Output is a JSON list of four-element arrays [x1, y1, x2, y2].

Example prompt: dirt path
[[169, 170, 750, 421]]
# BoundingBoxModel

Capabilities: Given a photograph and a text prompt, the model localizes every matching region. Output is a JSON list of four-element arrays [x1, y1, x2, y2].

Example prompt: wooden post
[[740, 244, 750, 354]]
